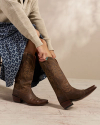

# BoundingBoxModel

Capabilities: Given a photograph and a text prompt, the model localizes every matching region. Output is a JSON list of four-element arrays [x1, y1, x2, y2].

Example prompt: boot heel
[[60, 100, 73, 110], [12, 95, 23, 103]]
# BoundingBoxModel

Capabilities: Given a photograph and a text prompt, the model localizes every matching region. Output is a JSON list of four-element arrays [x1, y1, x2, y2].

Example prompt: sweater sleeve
[[0, 0, 43, 48], [29, 0, 54, 51]]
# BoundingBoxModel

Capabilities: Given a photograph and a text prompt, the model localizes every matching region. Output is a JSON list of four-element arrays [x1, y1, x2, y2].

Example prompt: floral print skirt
[[0, 22, 47, 87]]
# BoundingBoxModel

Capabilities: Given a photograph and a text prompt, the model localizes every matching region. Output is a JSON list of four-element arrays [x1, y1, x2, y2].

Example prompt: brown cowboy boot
[[12, 51, 48, 106], [39, 57, 97, 109]]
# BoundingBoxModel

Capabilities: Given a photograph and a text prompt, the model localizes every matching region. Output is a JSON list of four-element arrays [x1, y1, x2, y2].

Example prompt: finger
[[50, 53, 54, 58], [54, 54, 56, 58], [39, 59, 46, 62], [39, 54, 45, 60], [42, 53, 46, 60], [53, 55, 56, 58], [38, 57, 46, 62], [38, 55, 44, 62], [38, 53, 42, 58], [52, 54, 56, 59], [52, 52, 56, 58], [52, 56, 54, 58]]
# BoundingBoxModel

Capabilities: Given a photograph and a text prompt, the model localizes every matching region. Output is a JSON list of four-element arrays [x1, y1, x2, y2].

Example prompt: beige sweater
[[0, 0, 54, 50]]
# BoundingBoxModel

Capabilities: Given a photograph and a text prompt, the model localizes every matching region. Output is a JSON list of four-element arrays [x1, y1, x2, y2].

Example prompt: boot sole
[[12, 94, 48, 106]]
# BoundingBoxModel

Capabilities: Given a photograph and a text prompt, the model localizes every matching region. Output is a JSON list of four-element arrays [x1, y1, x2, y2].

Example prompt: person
[[0, 0, 97, 109]]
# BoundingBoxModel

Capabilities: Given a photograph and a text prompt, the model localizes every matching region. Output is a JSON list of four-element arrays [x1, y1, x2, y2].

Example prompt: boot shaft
[[14, 52, 36, 89]]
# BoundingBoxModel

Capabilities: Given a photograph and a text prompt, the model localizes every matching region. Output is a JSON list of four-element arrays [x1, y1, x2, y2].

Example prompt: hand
[[36, 39, 49, 62], [36, 38, 56, 62], [49, 50, 56, 59]]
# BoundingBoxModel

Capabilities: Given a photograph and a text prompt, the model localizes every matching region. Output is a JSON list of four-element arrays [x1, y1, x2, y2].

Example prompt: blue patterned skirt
[[0, 22, 47, 87]]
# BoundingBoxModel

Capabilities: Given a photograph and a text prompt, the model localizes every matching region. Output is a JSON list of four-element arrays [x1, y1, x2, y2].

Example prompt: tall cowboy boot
[[39, 57, 97, 109], [12, 51, 48, 106]]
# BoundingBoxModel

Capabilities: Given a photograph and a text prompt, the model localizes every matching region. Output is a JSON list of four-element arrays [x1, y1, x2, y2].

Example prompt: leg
[[12, 28, 48, 105], [24, 28, 40, 56], [38, 48, 97, 109], [24, 39, 37, 57]]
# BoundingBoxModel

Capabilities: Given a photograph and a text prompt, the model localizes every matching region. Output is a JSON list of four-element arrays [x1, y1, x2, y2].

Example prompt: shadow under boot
[[39, 57, 97, 109], [12, 51, 48, 106]]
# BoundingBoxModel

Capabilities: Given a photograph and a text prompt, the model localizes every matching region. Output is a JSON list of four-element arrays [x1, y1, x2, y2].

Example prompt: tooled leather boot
[[12, 51, 48, 106], [39, 57, 97, 109]]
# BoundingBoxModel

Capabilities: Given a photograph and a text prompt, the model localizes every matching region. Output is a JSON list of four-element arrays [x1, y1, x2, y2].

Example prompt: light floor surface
[[0, 78, 100, 125]]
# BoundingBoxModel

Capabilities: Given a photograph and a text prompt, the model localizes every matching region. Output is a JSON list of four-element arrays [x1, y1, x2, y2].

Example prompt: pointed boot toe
[[37, 99, 48, 105], [36, 97, 48, 104], [40, 99, 48, 104], [84, 85, 97, 97], [71, 85, 97, 101]]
